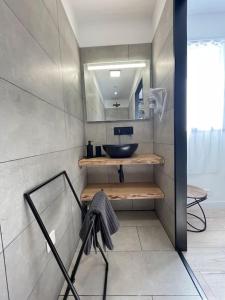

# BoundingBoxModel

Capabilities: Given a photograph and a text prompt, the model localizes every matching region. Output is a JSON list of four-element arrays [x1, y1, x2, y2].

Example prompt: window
[[187, 41, 225, 131]]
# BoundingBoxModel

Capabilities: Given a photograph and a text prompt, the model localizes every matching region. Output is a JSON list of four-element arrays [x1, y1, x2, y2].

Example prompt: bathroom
[[0, 0, 203, 299]]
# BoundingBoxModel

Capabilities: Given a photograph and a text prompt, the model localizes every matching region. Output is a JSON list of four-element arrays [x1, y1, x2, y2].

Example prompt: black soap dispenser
[[86, 141, 93, 158]]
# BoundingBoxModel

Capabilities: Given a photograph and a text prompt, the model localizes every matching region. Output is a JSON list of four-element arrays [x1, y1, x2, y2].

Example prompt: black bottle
[[86, 141, 93, 158], [95, 145, 102, 157]]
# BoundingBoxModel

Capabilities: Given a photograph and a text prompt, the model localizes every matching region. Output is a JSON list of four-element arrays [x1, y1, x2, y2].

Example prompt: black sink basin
[[103, 143, 138, 158]]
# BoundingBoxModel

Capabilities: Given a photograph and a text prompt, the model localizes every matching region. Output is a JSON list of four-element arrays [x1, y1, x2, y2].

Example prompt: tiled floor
[[184, 204, 225, 300], [59, 211, 199, 299]]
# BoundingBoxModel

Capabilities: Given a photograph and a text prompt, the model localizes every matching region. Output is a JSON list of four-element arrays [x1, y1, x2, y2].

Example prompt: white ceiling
[[61, 0, 166, 47], [188, 0, 225, 15]]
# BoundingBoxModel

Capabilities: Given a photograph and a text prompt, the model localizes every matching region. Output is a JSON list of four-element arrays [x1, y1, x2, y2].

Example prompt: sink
[[103, 143, 138, 158]]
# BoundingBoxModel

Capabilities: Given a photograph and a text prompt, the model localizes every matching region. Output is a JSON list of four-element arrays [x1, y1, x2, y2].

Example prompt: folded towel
[[79, 191, 120, 255]]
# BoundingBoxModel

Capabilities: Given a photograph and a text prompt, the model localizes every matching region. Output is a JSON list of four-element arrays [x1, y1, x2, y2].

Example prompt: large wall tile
[[62, 77, 83, 120], [85, 123, 107, 145], [87, 167, 109, 184], [154, 109, 174, 145], [0, 79, 67, 162], [58, 0, 82, 119], [128, 43, 151, 60], [0, 147, 84, 248], [111, 200, 133, 211], [0, 0, 85, 299], [0, 0, 63, 109], [65, 115, 84, 148], [5, 215, 55, 300], [60, 32, 82, 97], [57, 0, 79, 58], [0, 229, 2, 254], [43, 0, 58, 25], [106, 121, 153, 145], [133, 199, 155, 210], [154, 144, 174, 179], [0, 252, 8, 300], [155, 169, 175, 212], [5, 197, 76, 300], [152, 0, 175, 245], [155, 201, 175, 244], [136, 142, 154, 154], [152, 0, 173, 61], [107, 165, 153, 184], [28, 220, 77, 300], [81, 45, 129, 64], [152, 30, 174, 88], [5, 0, 60, 65]]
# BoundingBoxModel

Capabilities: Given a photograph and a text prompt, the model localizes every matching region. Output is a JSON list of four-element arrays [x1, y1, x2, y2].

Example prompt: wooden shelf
[[81, 182, 164, 201], [79, 153, 164, 167]]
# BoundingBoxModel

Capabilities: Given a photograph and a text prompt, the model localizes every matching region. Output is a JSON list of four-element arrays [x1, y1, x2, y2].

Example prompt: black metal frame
[[24, 171, 108, 300], [174, 0, 188, 251], [187, 196, 207, 232]]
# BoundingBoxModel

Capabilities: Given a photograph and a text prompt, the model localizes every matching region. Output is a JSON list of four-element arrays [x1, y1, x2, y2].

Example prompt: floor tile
[[76, 227, 141, 252], [188, 205, 225, 219], [107, 251, 146, 295], [62, 251, 197, 297], [188, 230, 225, 248], [201, 273, 225, 300], [117, 211, 159, 227], [183, 248, 225, 272], [153, 297, 201, 299], [61, 252, 108, 296], [142, 252, 198, 296], [59, 212, 198, 299], [186, 206, 225, 299], [205, 218, 225, 231], [59, 297, 153, 299], [193, 271, 216, 300], [107, 251, 198, 296], [111, 227, 141, 251], [138, 225, 174, 251], [187, 216, 225, 231]]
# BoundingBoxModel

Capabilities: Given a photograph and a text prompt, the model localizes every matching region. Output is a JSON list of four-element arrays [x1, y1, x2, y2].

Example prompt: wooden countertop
[[79, 153, 164, 167], [81, 182, 164, 201]]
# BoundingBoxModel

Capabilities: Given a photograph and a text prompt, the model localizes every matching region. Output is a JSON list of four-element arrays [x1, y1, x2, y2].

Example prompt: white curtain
[[187, 40, 225, 175]]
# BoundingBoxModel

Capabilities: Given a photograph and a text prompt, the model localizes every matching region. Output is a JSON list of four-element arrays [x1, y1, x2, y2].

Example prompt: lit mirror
[[83, 60, 151, 122]]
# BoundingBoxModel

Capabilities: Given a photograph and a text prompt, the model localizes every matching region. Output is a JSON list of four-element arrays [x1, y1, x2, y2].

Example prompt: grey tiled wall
[[0, 0, 85, 299], [152, 0, 175, 245], [81, 44, 154, 210]]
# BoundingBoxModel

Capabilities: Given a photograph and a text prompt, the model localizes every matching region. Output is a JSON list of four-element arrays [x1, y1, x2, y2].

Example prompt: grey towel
[[79, 191, 120, 255]]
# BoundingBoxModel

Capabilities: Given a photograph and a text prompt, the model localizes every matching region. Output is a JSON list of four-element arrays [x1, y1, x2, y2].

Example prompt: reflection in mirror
[[84, 60, 150, 122]]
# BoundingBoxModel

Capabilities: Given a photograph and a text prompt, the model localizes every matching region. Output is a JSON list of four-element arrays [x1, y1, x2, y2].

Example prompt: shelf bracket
[[118, 165, 124, 183]]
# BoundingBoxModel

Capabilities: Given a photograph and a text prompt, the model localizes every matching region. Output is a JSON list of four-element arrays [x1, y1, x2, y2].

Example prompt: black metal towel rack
[[24, 170, 108, 300]]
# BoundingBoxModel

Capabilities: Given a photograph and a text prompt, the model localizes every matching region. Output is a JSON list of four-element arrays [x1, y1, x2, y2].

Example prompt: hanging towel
[[79, 191, 120, 255]]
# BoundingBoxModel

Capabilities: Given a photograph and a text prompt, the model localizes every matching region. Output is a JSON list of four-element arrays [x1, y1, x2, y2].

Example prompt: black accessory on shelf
[[24, 171, 108, 300], [95, 145, 102, 157], [86, 141, 93, 158]]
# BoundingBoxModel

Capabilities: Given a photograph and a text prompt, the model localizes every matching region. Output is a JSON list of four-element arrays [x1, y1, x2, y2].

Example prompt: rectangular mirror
[[84, 60, 151, 122]]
